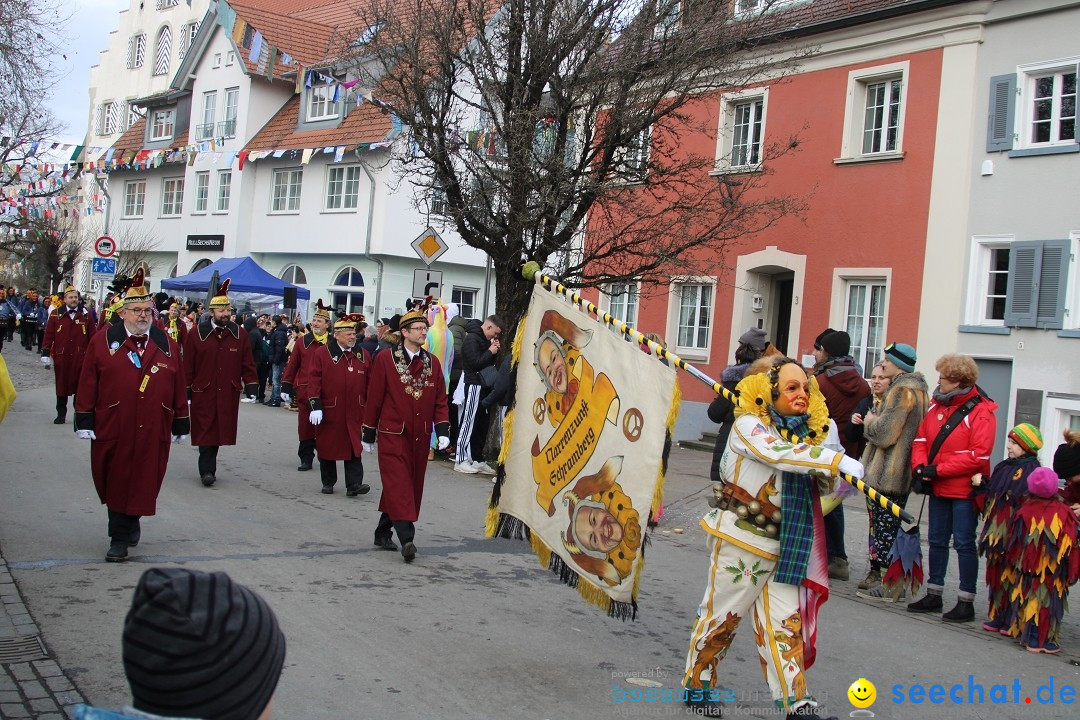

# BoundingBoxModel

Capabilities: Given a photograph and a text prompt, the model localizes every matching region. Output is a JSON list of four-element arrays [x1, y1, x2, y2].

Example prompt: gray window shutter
[[986, 74, 1015, 152], [1036, 239, 1073, 329], [1005, 241, 1040, 327]]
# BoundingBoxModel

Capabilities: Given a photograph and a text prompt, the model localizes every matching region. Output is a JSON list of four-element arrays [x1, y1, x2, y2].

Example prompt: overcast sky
[[49, 0, 131, 145]]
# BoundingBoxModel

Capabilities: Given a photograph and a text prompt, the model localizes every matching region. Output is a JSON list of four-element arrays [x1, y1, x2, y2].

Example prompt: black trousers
[[107, 509, 140, 542], [20, 321, 37, 349], [56, 395, 69, 419], [375, 512, 415, 545], [198, 445, 220, 476], [298, 438, 316, 466], [319, 456, 364, 490], [256, 362, 270, 402]]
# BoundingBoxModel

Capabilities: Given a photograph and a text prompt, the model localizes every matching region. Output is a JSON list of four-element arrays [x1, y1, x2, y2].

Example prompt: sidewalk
[[0, 556, 86, 719]]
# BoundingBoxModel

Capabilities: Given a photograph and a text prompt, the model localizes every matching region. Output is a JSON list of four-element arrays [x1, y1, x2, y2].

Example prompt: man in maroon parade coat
[[41, 284, 95, 425], [182, 279, 257, 486], [74, 272, 189, 562], [362, 304, 450, 562], [306, 312, 372, 496], [280, 299, 332, 473]]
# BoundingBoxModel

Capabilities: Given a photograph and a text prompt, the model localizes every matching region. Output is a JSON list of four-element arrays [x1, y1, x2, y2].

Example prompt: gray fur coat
[[861, 371, 930, 497]]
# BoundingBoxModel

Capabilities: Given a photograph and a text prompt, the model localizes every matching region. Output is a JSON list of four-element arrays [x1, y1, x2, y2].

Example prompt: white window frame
[[843, 279, 888, 378], [965, 235, 1014, 327], [122, 180, 146, 219], [602, 281, 640, 337], [1040, 394, 1080, 468], [103, 101, 122, 136], [329, 266, 366, 315], [127, 104, 140, 129], [735, 0, 805, 16], [199, 91, 216, 140], [223, 87, 239, 137], [324, 165, 362, 211], [212, 53, 222, 69], [193, 171, 209, 213], [451, 287, 478, 319], [160, 177, 184, 217], [217, 171, 232, 213], [226, 51, 236, 66], [715, 87, 768, 173], [837, 61, 909, 163], [653, 1, 681, 40], [150, 108, 175, 140], [270, 168, 303, 213], [128, 34, 146, 69], [668, 276, 715, 362], [1016, 58, 1079, 150], [612, 126, 651, 183], [307, 85, 340, 122], [830, 269, 891, 376], [280, 265, 307, 285]]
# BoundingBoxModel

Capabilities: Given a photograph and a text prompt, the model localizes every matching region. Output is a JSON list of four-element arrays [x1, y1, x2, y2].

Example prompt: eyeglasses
[[126, 308, 153, 316]]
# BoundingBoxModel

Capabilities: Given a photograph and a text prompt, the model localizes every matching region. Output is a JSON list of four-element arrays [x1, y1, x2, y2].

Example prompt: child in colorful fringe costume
[[1001, 465, 1079, 654], [974, 423, 1043, 634], [683, 356, 863, 719]]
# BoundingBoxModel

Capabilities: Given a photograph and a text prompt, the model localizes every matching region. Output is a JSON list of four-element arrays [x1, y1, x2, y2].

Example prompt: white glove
[[15, 313, 21, 321], [362, 441, 374, 454], [437, 436, 450, 451], [309, 409, 323, 425], [838, 455, 864, 480], [40, 356, 50, 366], [76, 429, 97, 440], [172, 434, 188, 444], [279, 392, 291, 404]]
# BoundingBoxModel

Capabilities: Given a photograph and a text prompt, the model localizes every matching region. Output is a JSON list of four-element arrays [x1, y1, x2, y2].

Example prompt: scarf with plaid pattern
[[768, 407, 816, 586]]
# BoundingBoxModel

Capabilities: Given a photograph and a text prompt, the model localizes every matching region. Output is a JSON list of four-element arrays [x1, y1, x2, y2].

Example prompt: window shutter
[[126, 37, 134, 69], [1035, 240, 1073, 329], [986, 74, 1016, 152], [93, 104, 104, 135], [1005, 241, 1040, 327]]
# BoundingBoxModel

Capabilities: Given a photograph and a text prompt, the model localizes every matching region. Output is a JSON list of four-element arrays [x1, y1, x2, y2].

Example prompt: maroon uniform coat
[[42, 306, 94, 396], [183, 320, 257, 446], [281, 332, 326, 442], [362, 344, 449, 522], [307, 341, 370, 460], [74, 323, 189, 516]]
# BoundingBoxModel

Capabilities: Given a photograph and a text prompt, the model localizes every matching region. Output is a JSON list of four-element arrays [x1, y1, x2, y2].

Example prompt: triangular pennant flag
[[300, 148, 313, 165]]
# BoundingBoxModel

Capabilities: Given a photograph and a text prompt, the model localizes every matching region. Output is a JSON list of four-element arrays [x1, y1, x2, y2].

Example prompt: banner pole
[[521, 262, 915, 525]]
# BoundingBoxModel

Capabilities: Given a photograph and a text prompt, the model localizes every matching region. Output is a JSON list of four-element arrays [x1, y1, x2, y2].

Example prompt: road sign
[[94, 235, 116, 258], [410, 227, 448, 266], [91, 257, 117, 279], [412, 269, 443, 300]]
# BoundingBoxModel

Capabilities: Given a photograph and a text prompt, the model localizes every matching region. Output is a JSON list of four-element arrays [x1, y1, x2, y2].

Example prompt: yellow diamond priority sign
[[411, 227, 448, 266]]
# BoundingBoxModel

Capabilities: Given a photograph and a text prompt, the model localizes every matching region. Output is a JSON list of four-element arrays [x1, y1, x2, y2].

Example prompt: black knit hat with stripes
[[123, 568, 286, 720]]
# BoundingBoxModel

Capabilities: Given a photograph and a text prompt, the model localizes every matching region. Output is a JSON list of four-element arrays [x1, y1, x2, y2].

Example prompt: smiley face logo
[[848, 678, 877, 709]]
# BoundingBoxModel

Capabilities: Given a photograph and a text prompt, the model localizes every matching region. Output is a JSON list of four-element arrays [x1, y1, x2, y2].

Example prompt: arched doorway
[[191, 258, 211, 272], [329, 266, 364, 314], [731, 248, 806, 358]]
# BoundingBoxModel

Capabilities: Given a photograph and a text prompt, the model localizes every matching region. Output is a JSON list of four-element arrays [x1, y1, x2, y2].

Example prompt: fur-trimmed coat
[[860, 371, 929, 497]]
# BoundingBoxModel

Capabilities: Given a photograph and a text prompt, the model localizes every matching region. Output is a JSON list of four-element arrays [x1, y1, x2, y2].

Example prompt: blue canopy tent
[[161, 257, 310, 318]]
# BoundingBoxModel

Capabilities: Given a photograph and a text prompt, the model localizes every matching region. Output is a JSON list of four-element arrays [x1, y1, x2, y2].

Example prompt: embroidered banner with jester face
[[487, 284, 679, 618]]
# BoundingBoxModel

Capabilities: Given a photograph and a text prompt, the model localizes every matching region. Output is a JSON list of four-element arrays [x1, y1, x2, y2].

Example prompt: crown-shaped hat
[[122, 268, 152, 304], [313, 299, 331, 320], [398, 297, 433, 330], [333, 312, 364, 331], [209, 278, 232, 308], [63, 283, 78, 296]]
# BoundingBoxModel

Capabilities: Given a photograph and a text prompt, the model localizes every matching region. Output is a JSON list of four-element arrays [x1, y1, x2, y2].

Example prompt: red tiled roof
[[244, 95, 393, 152], [105, 118, 147, 157]]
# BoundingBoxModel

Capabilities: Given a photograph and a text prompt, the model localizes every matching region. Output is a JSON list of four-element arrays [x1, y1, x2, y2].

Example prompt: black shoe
[[684, 691, 723, 717], [401, 542, 417, 563], [942, 599, 975, 623], [906, 593, 943, 613], [786, 704, 837, 720], [200, 474, 216, 487], [268, 400, 282, 407], [106, 541, 129, 562], [374, 537, 398, 551], [321, 485, 334, 494], [53, 416, 66, 425], [297, 463, 313, 472], [128, 528, 141, 547], [346, 484, 371, 497]]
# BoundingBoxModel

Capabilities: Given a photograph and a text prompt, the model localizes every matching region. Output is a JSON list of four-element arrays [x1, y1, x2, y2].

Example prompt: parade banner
[[487, 282, 679, 619]]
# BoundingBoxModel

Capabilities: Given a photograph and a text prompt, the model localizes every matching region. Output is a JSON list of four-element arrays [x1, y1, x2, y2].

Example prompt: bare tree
[[0, 0, 69, 123], [345, 0, 810, 330], [97, 225, 163, 278]]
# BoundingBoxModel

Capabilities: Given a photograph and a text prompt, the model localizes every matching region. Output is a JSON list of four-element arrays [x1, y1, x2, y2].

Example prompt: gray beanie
[[738, 327, 768, 352], [123, 568, 286, 720]]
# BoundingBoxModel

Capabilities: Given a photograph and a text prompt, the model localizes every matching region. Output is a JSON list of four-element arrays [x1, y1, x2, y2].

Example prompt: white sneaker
[[240, 397, 257, 404], [454, 462, 479, 474], [473, 461, 497, 475]]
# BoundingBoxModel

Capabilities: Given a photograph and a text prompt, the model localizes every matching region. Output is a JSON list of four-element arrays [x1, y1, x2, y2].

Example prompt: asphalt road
[[1, 346, 1078, 719]]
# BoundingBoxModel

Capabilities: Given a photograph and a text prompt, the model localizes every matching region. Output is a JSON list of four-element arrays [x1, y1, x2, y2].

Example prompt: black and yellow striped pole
[[521, 262, 915, 524]]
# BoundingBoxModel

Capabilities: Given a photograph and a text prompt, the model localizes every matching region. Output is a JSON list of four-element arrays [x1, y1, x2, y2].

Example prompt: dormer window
[[150, 108, 175, 140], [307, 85, 340, 122]]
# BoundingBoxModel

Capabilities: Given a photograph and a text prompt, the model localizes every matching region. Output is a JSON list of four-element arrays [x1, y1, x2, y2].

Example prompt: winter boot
[[942, 599, 975, 623], [857, 568, 880, 590], [906, 592, 943, 614], [827, 557, 849, 581]]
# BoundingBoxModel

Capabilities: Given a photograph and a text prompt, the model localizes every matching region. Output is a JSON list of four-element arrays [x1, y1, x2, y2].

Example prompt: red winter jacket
[[910, 386, 998, 499]]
